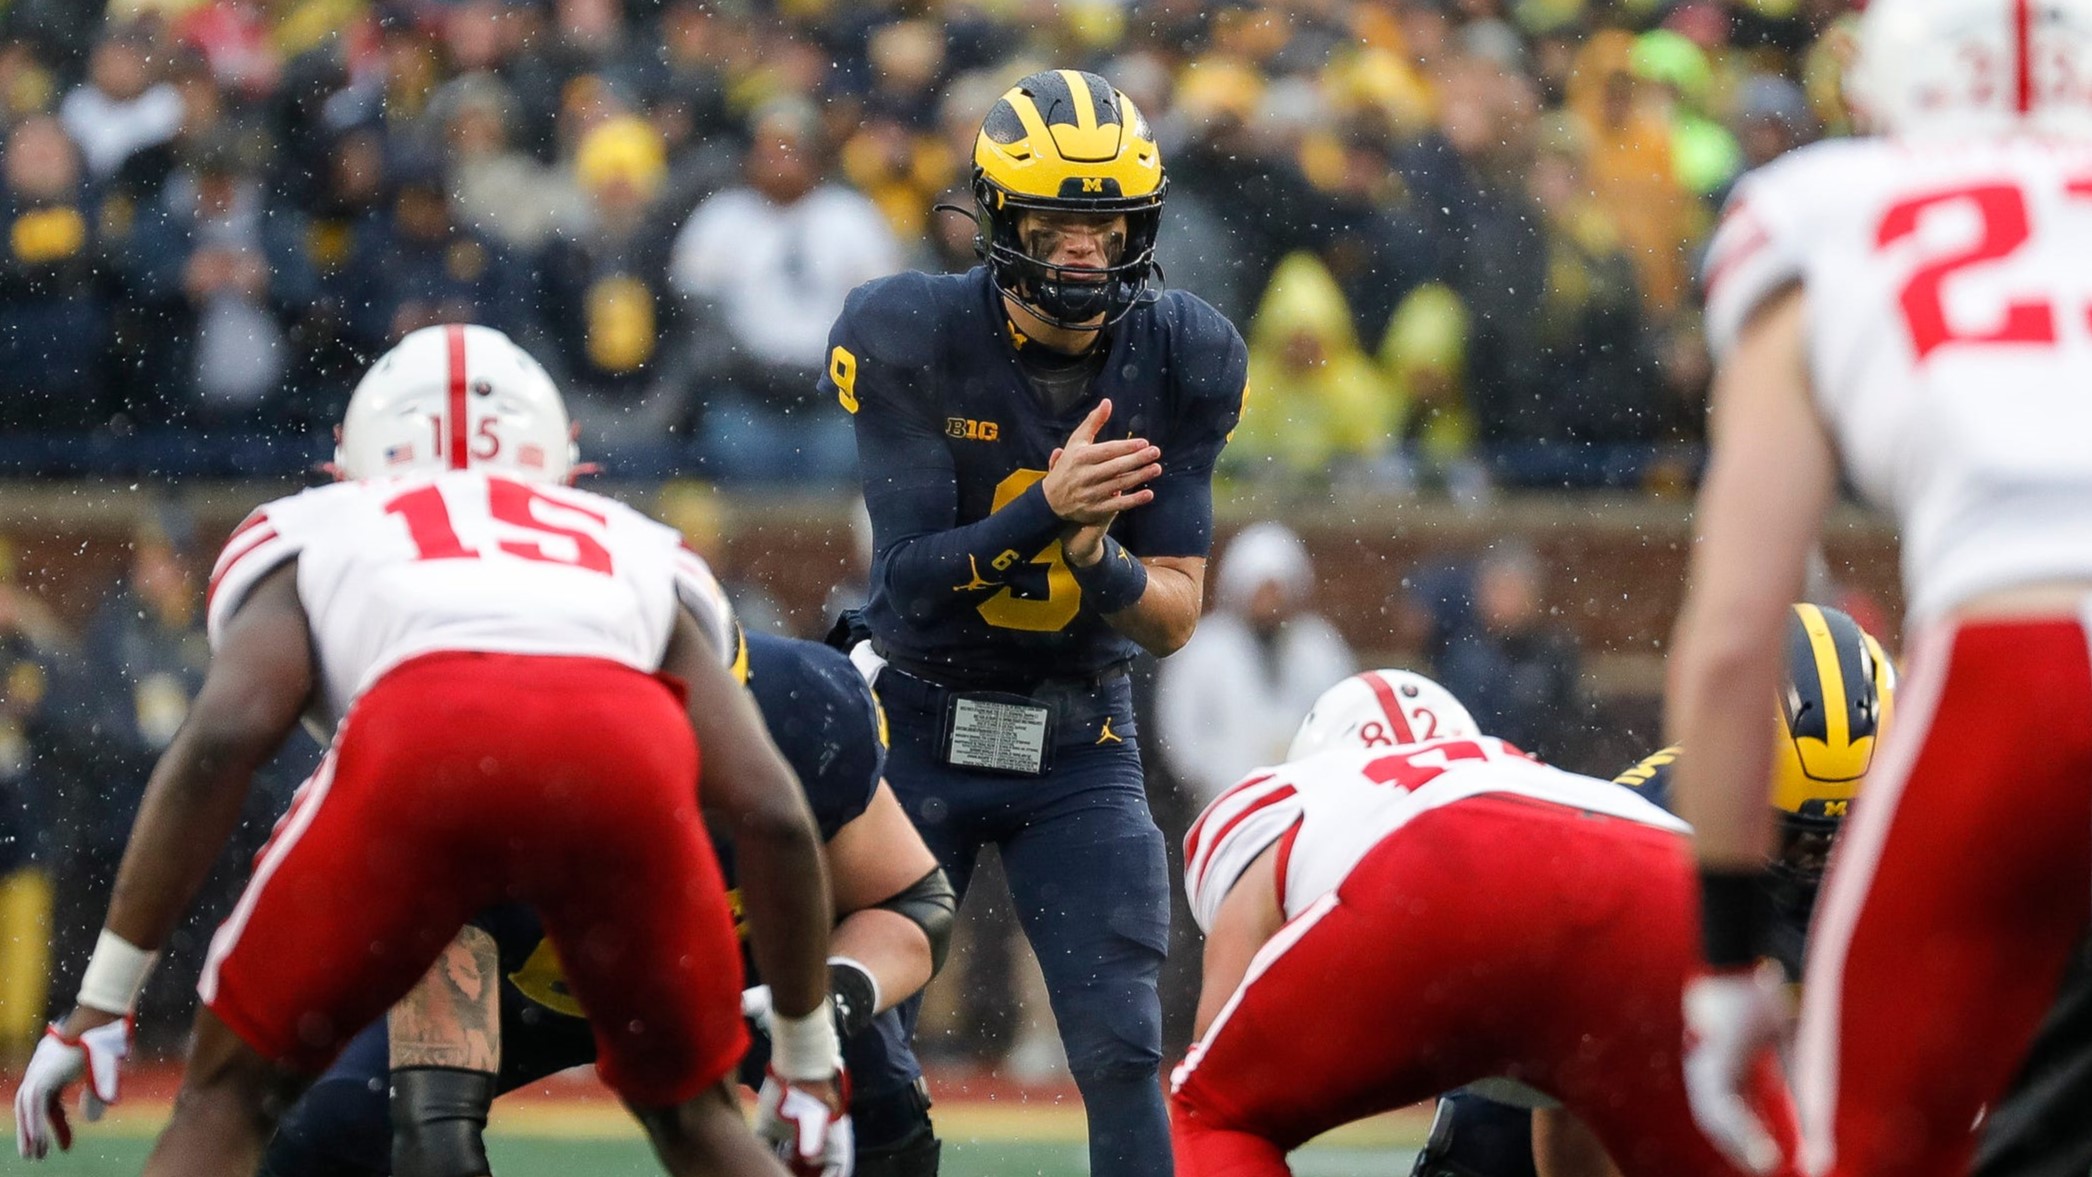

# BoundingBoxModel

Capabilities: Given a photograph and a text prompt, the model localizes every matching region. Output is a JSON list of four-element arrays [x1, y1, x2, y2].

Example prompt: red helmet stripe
[[2015, 0, 2034, 112], [1364, 672, 1416, 743], [445, 323, 469, 469]]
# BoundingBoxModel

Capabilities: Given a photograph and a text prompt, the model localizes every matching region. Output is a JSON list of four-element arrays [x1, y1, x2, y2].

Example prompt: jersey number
[[1360, 740, 1492, 790], [977, 469, 1081, 632], [385, 479, 614, 574], [1876, 177, 2092, 361]]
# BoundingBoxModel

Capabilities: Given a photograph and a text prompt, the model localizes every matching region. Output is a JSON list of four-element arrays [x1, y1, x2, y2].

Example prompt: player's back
[[1706, 136, 2092, 622], [208, 470, 731, 726], [1183, 737, 1687, 932]]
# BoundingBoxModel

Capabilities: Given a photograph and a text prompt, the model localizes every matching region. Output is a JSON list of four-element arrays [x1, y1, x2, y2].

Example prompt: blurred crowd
[[0, 0, 1845, 489]]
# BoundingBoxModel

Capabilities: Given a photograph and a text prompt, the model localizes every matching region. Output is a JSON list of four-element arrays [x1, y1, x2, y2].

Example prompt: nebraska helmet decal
[[337, 323, 577, 484], [1285, 669, 1481, 762]]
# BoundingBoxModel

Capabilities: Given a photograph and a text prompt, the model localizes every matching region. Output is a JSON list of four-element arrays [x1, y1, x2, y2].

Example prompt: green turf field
[[9, 1117, 1421, 1175]]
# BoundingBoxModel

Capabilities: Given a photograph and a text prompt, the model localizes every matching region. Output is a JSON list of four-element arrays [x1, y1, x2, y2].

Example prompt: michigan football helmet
[[336, 324, 577, 484], [1845, 0, 2092, 139], [1770, 602, 1895, 884], [1286, 669, 1482, 762], [971, 68, 1166, 329]]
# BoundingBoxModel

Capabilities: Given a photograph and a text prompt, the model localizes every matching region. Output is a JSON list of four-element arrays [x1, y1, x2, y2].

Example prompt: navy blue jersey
[[1614, 746, 1813, 977], [823, 266, 1246, 684]]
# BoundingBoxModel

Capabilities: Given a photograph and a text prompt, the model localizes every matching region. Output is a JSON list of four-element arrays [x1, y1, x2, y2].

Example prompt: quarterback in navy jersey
[[261, 632, 956, 1177], [820, 68, 1245, 1177]]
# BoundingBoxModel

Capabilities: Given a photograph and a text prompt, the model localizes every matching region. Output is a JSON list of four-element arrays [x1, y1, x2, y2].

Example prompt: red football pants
[[200, 651, 748, 1105], [1170, 794, 1794, 1177], [1796, 617, 2092, 1177]]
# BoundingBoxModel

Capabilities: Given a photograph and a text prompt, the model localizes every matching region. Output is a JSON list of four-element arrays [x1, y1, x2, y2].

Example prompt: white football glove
[[13, 1016, 132, 1160], [755, 1066, 854, 1177], [1683, 962, 1790, 1176]]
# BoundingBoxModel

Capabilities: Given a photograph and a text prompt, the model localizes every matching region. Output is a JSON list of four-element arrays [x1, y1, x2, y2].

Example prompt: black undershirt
[[1014, 335, 1109, 415]]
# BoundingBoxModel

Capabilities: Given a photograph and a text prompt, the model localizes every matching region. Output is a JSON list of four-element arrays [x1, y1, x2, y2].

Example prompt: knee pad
[[390, 1067, 495, 1177], [1061, 983, 1164, 1082]]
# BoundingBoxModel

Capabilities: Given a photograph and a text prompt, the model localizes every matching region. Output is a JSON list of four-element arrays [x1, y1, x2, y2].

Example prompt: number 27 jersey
[[204, 470, 735, 731], [1704, 136, 2092, 623]]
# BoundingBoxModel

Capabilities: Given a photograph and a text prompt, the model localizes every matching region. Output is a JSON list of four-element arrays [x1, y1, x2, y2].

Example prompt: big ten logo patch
[[946, 417, 1000, 441]]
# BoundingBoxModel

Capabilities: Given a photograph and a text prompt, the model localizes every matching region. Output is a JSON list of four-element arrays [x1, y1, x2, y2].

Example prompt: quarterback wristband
[[77, 929, 159, 1016], [1699, 867, 1769, 970], [771, 997, 843, 1081], [828, 956, 881, 1040], [1069, 537, 1149, 614]]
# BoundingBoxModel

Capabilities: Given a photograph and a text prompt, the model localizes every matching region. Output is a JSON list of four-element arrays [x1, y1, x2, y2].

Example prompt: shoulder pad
[[1156, 289, 1249, 402], [838, 270, 956, 370], [1703, 139, 1884, 359], [745, 633, 883, 834]]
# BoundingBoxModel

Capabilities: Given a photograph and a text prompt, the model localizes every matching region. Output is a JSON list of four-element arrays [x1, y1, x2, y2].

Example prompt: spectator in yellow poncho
[[1230, 251, 1400, 484]]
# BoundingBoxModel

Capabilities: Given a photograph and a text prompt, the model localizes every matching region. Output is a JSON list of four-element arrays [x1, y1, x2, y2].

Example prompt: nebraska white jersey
[[1704, 137, 2092, 623], [205, 471, 736, 729], [1182, 737, 1686, 935]]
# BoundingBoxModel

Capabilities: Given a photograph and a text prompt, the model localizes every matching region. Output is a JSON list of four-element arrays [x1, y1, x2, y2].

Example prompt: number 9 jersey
[[1702, 137, 2092, 625], [205, 469, 737, 730]]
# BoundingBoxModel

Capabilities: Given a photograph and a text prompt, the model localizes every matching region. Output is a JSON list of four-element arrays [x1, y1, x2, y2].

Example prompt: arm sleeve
[[1702, 163, 1812, 361], [205, 505, 302, 646], [1125, 307, 1247, 558], [835, 308, 1069, 627], [672, 540, 740, 669]]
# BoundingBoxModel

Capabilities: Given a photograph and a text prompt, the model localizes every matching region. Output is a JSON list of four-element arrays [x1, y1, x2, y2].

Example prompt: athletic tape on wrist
[[77, 929, 158, 1016], [771, 997, 842, 1081]]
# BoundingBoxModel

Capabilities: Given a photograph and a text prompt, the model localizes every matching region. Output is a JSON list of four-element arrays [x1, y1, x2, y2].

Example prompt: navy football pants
[[878, 668, 1172, 1177]]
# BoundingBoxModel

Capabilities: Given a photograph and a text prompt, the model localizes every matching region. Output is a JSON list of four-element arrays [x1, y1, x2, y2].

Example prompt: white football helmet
[[1286, 669, 1481, 762], [1846, 0, 2092, 139], [336, 324, 576, 484]]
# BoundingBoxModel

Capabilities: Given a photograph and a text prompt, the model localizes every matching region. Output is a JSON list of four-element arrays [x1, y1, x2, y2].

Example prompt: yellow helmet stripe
[[1007, 92, 1055, 159], [1060, 68, 1098, 131], [1795, 603, 1850, 748]]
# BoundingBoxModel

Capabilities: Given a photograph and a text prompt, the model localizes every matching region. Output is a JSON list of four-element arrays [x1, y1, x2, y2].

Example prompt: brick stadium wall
[[0, 482, 1904, 691]]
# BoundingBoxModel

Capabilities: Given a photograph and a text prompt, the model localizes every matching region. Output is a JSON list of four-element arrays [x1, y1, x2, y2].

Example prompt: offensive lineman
[[11, 325, 845, 1176], [1669, 0, 2092, 1172], [821, 68, 1246, 1176], [1170, 669, 1798, 1177], [262, 629, 955, 1177]]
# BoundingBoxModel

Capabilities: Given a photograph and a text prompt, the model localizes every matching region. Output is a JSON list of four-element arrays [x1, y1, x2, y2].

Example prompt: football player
[[820, 68, 1246, 1176], [259, 628, 955, 1177], [1413, 603, 1892, 1177], [1669, 0, 2092, 1170], [11, 325, 842, 1175], [1169, 669, 1798, 1177]]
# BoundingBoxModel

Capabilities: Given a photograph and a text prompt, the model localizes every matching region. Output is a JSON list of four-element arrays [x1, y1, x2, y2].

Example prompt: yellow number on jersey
[[831, 346, 860, 414], [976, 468, 1082, 632]]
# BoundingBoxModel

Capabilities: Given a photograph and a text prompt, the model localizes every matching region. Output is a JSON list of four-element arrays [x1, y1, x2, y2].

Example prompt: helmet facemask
[[973, 182, 1164, 330]]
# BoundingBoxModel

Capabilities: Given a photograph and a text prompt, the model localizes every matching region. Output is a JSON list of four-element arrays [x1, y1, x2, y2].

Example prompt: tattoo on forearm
[[388, 926, 500, 1072]]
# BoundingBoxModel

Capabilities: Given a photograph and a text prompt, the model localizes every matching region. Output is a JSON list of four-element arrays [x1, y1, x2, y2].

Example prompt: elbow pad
[[874, 866, 957, 975], [390, 1066, 495, 1177]]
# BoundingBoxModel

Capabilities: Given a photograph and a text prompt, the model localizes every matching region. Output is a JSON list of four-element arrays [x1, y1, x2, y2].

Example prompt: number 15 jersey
[[204, 470, 736, 731], [1703, 137, 2092, 624]]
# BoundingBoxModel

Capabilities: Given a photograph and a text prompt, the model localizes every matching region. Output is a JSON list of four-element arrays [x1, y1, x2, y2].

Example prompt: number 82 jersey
[[206, 470, 736, 731], [1703, 136, 2092, 624]]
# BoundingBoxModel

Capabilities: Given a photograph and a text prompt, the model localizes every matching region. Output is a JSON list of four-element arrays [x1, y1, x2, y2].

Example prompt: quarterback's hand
[[1041, 399, 1160, 526], [755, 1067, 853, 1177], [14, 1011, 132, 1159], [1683, 962, 1789, 1176]]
